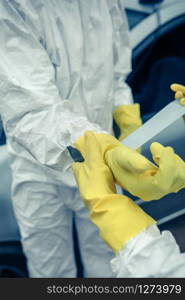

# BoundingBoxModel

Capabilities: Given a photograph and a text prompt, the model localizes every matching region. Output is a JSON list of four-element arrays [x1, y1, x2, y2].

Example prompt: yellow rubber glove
[[73, 131, 155, 253], [75, 132, 157, 199], [105, 142, 185, 201], [113, 104, 142, 141], [170, 83, 185, 105]]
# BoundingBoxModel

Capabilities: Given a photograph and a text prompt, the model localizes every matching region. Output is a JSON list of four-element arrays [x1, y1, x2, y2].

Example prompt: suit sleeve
[[0, 0, 102, 175]]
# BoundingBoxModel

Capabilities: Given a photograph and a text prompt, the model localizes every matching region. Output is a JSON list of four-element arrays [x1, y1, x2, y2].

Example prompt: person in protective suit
[[0, 1, 142, 277]]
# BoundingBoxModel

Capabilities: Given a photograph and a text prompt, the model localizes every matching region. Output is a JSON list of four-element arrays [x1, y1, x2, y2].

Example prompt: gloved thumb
[[150, 143, 176, 190], [110, 145, 157, 174], [84, 131, 103, 166], [150, 142, 164, 165], [170, 83, 185, 105], [150, 142, 174, 166], [170, 83, 185, 93]]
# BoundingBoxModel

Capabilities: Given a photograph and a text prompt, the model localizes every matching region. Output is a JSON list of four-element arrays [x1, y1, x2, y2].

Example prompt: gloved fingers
[[74, 130, 102, 162], [175, 91, 184, 99], [150, 142, 175, 188], [150, 142, 165, 165], [170, 83, 185, 94], [150, 142, 174, 166], [114, 146, 156, 174], [170, 83, 185, 106], [170, 83, 185, 97], [83, 131, 103, 167], [180, 97, 185, 106]]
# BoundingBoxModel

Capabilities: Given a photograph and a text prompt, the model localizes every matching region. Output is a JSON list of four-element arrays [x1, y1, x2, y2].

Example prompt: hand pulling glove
[[75, 132, 185, 202], [106, 141, 185, 201], [72, 131, 155, 253]]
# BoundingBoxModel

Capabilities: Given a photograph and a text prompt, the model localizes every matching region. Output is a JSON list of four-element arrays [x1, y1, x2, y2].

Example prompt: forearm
[[0, 0, 103, 172], [111, 224, 185, 278], [110, 2, 142, 142], [85, 193, 155, 254], [113, 79, 133, 109], [111, 2, 133, 110]]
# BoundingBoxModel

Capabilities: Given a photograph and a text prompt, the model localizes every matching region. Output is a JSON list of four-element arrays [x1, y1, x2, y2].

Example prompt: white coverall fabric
[[111, 224, 185, 277], [11, 155, 114, 277], [0, 0, 132, 277]]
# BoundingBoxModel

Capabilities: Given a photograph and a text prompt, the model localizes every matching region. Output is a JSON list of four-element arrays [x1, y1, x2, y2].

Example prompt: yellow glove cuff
[[90, 194, 156, 253]]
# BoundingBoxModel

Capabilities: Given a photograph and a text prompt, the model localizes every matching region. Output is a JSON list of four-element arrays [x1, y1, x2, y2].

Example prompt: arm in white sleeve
[[0, 0, 102, 173], [110, 1, 133, 109], [111, 224, 185, 277]]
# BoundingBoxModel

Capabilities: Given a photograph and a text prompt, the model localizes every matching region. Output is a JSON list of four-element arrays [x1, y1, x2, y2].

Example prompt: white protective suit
[[111, 224, 185, 277], [0, 0, 133, 277]]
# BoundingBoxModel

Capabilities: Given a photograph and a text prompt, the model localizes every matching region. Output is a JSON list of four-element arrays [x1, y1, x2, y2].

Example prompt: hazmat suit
[[0, 0, 137, 277]]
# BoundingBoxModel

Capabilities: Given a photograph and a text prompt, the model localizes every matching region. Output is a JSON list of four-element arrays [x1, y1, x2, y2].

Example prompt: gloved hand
[[170, 83, 185, 105], [105, 142, 185, 201], [113, 104, 142, 141], [72, 131, 155, 253]]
